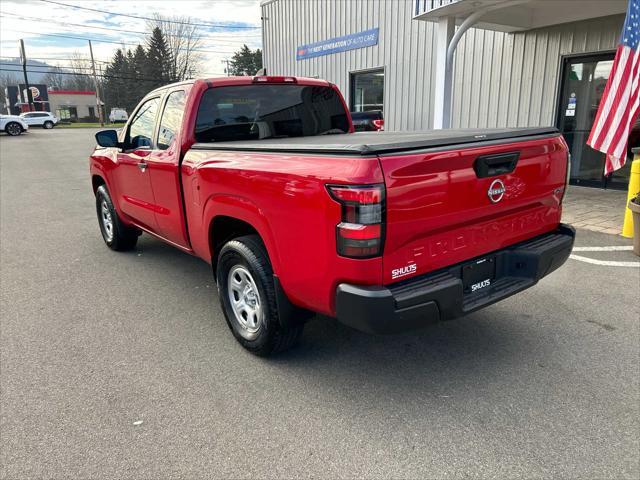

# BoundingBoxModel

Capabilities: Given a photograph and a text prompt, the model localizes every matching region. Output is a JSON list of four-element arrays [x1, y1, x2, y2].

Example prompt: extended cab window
[[126, 97, 160, 149], [194, 84, 349, 142], [157, 90, 186, 150]]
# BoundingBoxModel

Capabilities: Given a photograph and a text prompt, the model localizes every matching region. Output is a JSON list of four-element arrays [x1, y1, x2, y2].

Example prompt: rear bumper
[[335, 224, 575, 334]]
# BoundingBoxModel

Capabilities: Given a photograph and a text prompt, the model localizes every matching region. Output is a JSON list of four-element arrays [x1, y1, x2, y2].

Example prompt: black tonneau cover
[[191, 127, 559, 155]]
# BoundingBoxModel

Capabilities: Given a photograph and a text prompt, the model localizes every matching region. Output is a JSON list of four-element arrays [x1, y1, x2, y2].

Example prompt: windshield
[[194, 84, 349, 142]]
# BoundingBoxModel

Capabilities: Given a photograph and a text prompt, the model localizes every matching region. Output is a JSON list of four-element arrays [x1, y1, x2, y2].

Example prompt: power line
[[1, 66, 166, 82], [0, 12, 261, 43], [1, 61, 99, 71], [0, 66, 158, 82], [39, 0, 261, 30], [1, 55, 111, 64], [0, 67, 227, 81], [2, 28, 254, 55]]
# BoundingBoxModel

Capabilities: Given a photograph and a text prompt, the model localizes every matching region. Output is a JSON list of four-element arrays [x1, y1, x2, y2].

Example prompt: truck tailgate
[[379, 134, 568, 285]]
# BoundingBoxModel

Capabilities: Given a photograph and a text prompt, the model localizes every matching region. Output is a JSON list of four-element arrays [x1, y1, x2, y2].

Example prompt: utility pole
[[88, 40, 104, 126], [221, 58, 231, 76], [19, 39, 34, 112]]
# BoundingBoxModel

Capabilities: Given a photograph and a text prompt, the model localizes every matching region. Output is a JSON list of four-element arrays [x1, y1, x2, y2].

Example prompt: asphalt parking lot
[[1, 128, 639, 479]]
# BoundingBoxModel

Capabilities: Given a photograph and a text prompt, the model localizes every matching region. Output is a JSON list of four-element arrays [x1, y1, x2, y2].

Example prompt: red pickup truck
[[90, 76, 574, 356]]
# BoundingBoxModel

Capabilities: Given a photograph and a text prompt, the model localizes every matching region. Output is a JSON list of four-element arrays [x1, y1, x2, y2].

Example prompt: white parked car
[[109, 108, 128, 123], [20, 111, 58, 129], [0, 115, 29, 136]]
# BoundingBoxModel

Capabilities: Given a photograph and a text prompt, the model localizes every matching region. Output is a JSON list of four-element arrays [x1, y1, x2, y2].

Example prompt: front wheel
[[216, 235, 303, 356], [43, 121, 54, 129], [95, 185, 139, 251], [5, 122, 22, 136]]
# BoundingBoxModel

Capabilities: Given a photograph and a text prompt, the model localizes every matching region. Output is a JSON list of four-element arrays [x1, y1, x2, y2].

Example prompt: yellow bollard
[[622, 149, 640, 238]]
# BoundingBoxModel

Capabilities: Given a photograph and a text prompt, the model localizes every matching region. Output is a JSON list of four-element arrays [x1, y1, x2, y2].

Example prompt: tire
[[95, 185, 139, 251], [5, 122, 22, 136], [43, 121, 54, 129], [216, 235, 303, 356]]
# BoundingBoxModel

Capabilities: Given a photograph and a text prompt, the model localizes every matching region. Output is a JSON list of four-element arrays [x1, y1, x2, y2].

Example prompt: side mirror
[[95, 129, 120, 148]]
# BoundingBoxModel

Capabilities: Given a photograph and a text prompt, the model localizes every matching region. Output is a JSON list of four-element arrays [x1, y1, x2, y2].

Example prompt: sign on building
[[296, 28, 379, 61]]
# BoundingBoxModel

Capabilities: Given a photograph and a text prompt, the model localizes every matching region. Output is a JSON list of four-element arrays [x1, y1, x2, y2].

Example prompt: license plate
[[462, 257, 496, 293]]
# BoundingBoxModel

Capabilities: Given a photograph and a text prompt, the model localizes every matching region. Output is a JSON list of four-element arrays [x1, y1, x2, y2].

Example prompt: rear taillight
[[327, 184, 385, 258], [372, 119, 384, 131]]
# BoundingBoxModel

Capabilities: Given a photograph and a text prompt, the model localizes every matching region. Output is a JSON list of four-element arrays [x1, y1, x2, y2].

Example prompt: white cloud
[[0, 0, 263, 77]]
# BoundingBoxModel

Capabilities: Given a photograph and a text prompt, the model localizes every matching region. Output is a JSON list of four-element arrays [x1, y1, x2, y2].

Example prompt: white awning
[[414, 0, 628, 32]]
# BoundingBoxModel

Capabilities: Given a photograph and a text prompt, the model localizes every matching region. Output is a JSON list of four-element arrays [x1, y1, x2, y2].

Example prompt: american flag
[[587, 0, 640, 175]]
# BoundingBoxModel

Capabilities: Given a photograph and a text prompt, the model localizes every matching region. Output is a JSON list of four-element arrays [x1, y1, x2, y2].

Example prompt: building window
[[88, 106, 95, 118], [56, 106, 78, 121], [350, 69, 384, 113]]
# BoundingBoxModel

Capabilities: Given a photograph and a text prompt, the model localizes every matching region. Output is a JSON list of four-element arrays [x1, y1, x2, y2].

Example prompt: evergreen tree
[[229, 45, 263, 76], [103, 48, 128, 113], [101, 27, 177, 117], [146, 27, 173, 86], [123, 49, 139, 112], [131, 45, 150, 105]]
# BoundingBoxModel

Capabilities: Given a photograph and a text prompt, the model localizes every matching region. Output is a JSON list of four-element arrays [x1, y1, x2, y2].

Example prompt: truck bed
[[190, 127, 559, 155]]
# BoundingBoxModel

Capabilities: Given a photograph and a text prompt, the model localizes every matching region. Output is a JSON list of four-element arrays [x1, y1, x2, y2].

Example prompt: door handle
[[137, 161, 147, 172], [474, 152, 519, 178]]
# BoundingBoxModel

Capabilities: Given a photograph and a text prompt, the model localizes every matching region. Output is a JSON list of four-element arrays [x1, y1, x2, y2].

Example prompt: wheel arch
[[201, 193, 279, 269], [209, 214, 312, 329], [209, 215, 261, 273], [91, 174, 106, 194]]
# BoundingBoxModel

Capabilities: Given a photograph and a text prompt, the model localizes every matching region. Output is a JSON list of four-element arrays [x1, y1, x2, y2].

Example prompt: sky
[[0, 0, 263, 77]]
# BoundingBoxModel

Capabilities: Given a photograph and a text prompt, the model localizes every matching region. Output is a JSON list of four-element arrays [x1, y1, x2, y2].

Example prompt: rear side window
[[126, 97, 160, 149], [194, 84, 349, 142], [157, 90, 186, 150]]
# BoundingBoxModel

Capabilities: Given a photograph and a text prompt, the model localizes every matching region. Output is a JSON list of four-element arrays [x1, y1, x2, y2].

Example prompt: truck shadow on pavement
[[130, 236, 540, 396]]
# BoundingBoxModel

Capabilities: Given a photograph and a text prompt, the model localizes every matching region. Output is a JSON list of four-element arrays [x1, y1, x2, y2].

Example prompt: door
[[557, 53, 632, 189], [113, 96, 161, 231], [21, 113, 40, 126], [146, 89, 190, 248]]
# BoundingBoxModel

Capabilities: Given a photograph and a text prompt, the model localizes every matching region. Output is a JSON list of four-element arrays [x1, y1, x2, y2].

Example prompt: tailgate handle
[[474, 152, 519, 178]]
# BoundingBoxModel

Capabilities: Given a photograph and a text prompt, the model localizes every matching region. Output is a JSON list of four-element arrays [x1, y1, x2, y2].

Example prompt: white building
[[261, 0, 635, 190]]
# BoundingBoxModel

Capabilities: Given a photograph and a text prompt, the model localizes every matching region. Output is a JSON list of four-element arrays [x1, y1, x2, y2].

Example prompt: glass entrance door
[[557, 53, 632, 190]]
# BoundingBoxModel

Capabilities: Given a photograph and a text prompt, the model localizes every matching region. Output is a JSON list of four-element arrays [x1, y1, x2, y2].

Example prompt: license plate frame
[[462, 256, 496, 293]]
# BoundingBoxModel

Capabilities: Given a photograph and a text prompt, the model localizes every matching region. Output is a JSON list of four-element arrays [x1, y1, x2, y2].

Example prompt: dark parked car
[[350, 110, 384, 132]]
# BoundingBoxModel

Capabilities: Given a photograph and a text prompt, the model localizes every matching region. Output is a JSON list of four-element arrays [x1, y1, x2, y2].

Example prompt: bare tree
[[147, 14, 204, 81], [65, 52, 95, 91], [43, 66, 67, 90]]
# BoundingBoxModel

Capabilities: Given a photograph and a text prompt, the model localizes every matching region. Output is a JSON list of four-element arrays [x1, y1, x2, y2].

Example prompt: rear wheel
[[5, 122, 22, 136], [95, 185, 139, 251], [217, 235, 303, 356], [43, 121, 54, 129]]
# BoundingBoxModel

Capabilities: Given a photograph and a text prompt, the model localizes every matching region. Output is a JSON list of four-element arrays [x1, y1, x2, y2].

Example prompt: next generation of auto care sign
[[296, 28, 379, 60]]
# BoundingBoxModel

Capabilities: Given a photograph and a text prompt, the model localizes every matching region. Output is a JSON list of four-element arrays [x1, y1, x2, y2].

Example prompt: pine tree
[[131, 45, 150, 105], [229, 45, 263, 76], [102, 28, 176, 117], [103, 48, 128, 113], [146, 27, 173, 86], [123, 49, 138, 112]]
